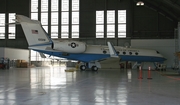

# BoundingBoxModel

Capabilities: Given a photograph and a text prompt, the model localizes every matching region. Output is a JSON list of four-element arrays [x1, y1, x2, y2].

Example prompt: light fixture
[[136, 1, 144, 6]]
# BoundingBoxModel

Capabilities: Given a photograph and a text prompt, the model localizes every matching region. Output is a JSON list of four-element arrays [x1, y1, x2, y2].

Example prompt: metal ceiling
[[134, 0, 180, 22]]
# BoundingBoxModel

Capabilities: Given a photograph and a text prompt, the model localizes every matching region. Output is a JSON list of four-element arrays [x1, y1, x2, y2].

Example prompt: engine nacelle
[[53, 40, 86, 53]]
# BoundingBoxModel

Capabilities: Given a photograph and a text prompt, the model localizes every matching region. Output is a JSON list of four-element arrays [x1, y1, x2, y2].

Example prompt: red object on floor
[[147, 67, 152, 79], [138, 66, 143, 79]]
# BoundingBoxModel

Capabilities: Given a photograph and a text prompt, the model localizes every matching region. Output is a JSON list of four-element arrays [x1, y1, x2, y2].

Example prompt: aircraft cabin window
[[123, 52, 126, 55], [135, 52, 138, 55], [103, 50, 107, 54], [129, 52, 132, 55], [116, 51, 120, 55], [156, 51, 160, 54]]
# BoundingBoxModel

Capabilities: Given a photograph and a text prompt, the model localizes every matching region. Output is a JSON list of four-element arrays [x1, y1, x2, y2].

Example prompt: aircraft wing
[[107, 42, 119, 58], [93, 42, 120, 63]]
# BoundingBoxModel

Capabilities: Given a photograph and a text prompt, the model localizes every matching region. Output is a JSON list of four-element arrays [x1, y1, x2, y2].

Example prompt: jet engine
[[53, 40, 87, 53]]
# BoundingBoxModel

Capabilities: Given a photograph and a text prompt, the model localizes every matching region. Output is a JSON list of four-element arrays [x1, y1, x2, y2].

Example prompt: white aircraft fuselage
[[30, 39, 165, 63], [15, 15, 166, 71]]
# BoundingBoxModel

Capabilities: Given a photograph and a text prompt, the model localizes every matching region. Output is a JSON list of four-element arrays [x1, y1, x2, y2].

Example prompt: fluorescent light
[[136, 1, 144, 6]]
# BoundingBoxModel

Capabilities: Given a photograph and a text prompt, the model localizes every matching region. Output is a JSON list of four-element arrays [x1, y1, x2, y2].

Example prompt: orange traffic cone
[[138, 66, 143, 79], [147, 67, 152, 79]]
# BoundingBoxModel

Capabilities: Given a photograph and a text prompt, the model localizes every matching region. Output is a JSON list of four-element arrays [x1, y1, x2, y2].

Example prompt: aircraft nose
[[159, 54, 166, 61]]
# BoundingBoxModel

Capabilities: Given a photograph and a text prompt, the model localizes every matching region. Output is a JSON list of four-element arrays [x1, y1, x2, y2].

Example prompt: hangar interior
[[0, 0, 180, 105], [0, 0, 179, 68]]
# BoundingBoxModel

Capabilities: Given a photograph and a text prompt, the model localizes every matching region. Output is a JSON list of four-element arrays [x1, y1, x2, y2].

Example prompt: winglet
[[107, 42, 119, 58]]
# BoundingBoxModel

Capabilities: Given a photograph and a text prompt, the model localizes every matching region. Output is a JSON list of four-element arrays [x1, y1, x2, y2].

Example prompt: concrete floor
[[0, 67, 180, 105]]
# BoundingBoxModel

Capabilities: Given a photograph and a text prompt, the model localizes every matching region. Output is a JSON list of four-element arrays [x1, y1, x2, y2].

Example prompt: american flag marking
[[32, 30, 38, 34]]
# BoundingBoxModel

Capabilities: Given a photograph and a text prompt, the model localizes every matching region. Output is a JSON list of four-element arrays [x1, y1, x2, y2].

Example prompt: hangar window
[[51, 0, 58, 11], [8, 13, 16, 39], [96, 10, 126, 38], [96, 11, 104, 38], [51, 26, 58, 38], [72, 0, 79, 38], [41, 0, 48, 33], [0, 13, 5, 39], [31, 0, 38, 20], [30, 0, 79, 39], [107, 10, 115, 38], [61, 0, 80, 38], [0, 13, 16, 39], [41, 0, 48, 12], [61, 0, 69, 38], [118, 10, 126, 38], [51, 0, 59, 39]]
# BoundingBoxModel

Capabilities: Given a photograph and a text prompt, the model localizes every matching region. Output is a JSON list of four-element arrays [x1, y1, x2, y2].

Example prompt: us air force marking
[[71, 42, 76, 48]]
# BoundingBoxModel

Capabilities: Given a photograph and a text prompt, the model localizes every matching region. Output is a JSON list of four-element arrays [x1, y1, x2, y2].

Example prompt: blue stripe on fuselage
[[33, 49, 110, 62], [120, 55, 166, 62], [33, 49, 165, 63]]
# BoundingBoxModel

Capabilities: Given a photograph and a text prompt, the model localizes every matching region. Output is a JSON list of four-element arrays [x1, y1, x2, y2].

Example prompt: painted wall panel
[[131, 39, 175, 68], [0, 48, 29, 62], [0, 48, 5, 58]]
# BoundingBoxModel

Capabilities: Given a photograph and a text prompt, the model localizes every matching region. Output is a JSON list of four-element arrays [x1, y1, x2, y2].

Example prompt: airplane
[[14, 15, 166, 71]]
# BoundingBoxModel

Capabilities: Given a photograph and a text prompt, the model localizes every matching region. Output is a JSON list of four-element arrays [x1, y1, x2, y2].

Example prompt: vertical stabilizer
[[15, 15, 53, 46]]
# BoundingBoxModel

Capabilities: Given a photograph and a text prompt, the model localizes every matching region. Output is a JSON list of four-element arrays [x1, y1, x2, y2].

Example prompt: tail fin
[[15, 15, 53, 47]]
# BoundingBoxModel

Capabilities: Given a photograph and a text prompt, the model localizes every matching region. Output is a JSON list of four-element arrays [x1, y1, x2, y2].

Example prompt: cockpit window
[[156, 51, 160, 54]]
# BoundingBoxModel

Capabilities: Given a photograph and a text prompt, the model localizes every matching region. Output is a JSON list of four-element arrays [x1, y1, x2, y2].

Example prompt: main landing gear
[[80, 65, 86, 71], [80, 62, 100, 71]]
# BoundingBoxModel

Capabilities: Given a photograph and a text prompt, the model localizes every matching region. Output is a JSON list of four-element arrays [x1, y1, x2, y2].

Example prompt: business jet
[[14, 15, 166, 71]]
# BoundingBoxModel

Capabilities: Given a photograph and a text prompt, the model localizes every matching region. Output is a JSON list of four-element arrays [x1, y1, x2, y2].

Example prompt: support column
[[178, 22, 180, 72]]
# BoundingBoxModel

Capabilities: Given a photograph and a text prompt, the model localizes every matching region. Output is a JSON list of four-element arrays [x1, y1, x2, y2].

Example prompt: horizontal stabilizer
[[107, 42, 119, 58], [6, 22, 20, 26]]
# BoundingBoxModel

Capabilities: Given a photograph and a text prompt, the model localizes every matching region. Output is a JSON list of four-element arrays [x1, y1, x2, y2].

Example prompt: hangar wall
[[0, 0, 177, 49], [131, 39, 175, 68], [0, 48, 29, 62], [0, 48, 5, 58]]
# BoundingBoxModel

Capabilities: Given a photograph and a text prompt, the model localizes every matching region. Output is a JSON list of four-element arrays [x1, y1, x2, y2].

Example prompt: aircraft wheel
[[91, 66, 98, 71], [80, 65, 86, 71]]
